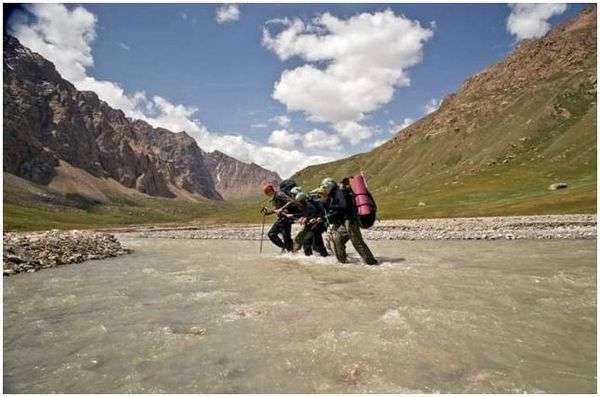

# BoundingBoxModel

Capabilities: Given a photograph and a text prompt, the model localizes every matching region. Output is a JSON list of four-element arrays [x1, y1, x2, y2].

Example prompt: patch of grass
[[293, 68, 596, 220], [2, 184, 269, 231]]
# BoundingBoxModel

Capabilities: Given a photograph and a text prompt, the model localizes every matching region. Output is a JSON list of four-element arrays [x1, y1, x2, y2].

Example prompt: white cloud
[[389, 117, 413, 134], [333, 121, 372, 145], [196, 130, 337, 178], [118, 42, 130, 51], [507, 3, 567, 40], [251, 122, 267, 129], [372, 139, 388, 148], [8, 3, 333, 178], [267, 129, 301, 149], [9, 4, 96, 83], [179, 12, 188, 21], [263, 10, 434, 144], [216, 4, 240, 24], [269, 115, 291, 128], [303, 129, 341, 150], [424, 98, 440, 114]]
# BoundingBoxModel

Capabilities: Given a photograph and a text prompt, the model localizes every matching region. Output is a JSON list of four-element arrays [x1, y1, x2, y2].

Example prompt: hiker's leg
[[347, 218, 378, 265], [313, 226, 329, 257], [268, 220, 285, 249], [332, 223, 349, 263], [302, 229, 314, 256], [281, 219, 294, 252], [293, 229, 305, 252], [323, 227, 334, 255]]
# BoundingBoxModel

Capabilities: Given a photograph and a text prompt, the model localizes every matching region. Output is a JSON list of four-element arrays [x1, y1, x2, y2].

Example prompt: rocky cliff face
[[3, 35, 280, 202], [204, 150, 281, 200]]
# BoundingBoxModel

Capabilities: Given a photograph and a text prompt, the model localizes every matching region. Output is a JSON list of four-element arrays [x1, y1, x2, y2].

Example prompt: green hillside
[[3, 173, 266, 231], [294, 9, 597, 219]]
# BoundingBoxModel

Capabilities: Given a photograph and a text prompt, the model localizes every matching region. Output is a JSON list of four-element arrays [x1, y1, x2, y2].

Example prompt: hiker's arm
[[261, 207, 275, 215], [274, 200, 293, 214], [276, 191, 294, 204]]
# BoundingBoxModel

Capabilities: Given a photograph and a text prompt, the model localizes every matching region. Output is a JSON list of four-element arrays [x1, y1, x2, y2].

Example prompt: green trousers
[[330, 219, 378, 265]]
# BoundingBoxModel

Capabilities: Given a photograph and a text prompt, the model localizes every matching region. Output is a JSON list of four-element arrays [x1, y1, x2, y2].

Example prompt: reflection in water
[[3, 238, 597, 393]]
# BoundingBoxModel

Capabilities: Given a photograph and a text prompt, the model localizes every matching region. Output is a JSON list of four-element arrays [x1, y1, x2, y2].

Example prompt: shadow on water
[[375, 256, 406, 265]]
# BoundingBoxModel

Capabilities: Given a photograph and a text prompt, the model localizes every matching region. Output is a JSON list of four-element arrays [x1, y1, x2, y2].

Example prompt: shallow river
[[4, 238, 597, 393]]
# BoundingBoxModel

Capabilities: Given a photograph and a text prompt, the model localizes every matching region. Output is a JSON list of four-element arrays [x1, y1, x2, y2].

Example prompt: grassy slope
[[3, 174, 268, 231], [294, 50, 597, 219]]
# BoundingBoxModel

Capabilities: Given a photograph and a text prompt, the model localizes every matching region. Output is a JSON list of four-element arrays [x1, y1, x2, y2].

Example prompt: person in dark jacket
[[320, 177, 378, 265], [261, 183, 299, 252], [293, 192, 328, 257]]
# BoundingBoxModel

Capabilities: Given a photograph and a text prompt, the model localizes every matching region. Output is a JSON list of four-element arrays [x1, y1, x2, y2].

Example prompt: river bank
[[3, 230, 130, 275], [117, 214, 596, 241], [3, 214, 595, 276]]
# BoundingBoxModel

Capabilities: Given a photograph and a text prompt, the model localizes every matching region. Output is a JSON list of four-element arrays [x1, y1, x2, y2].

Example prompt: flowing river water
[[3, 237, 596, 393]]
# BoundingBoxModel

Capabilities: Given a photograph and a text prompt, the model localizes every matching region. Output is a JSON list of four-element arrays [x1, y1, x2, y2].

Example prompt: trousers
[[330, 218, 378, 265], [268, 217, 293, 251], [302, 223, 328, 257]]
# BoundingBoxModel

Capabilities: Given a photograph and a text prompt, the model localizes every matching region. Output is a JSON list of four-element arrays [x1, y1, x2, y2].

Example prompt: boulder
[[549, 182, 568, 190]]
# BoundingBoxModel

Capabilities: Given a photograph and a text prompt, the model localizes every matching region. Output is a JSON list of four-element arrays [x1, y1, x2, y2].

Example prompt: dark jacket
[[272, 191, 301, 217], [303, 198, 324, 219], [324, 185, 355, 225], [272, 191, 292, 209]]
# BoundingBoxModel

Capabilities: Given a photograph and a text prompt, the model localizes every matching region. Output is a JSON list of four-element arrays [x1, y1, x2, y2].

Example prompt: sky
[[5, 3, 587, 177]]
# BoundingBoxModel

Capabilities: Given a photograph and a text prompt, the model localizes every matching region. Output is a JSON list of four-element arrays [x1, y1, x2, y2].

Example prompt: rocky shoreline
[[3, 215, 594, 277], [123, 214, 596, 241], [3, 230, 130, 276]]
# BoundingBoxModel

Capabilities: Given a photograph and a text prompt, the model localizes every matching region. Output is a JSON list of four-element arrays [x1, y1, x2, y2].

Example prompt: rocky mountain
[[295, 7, 597, 218], [3, 35, 279, 203], [204, 150, 281, 200]]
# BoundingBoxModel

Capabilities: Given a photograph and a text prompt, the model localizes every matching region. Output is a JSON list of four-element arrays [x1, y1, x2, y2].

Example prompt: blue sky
[[7, 3, 587, 176]]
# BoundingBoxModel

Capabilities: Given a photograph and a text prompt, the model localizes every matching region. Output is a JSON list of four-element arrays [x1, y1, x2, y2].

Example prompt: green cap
[[320, 177, 336, 193], [290, 186, 303, 195], [295, 192, 308, 201]]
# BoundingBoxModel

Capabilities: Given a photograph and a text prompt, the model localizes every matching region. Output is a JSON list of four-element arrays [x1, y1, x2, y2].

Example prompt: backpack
[[349, 174, 377, 229], [279, 179, 297, 197]]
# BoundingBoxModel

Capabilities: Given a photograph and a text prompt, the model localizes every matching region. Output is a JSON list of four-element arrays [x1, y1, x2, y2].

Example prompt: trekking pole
[[259, 213, 266, 254]]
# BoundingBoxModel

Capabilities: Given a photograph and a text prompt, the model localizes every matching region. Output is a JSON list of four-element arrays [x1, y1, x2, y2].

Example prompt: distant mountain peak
[[204, 150, 281, 200], [3, 34, 279, 202]]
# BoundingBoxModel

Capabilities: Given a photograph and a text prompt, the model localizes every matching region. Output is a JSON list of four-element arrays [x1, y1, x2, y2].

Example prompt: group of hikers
[[260, 174, 379, 266]]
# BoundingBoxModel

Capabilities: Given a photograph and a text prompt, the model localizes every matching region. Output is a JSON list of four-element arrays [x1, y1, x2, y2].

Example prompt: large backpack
[[279, 178, 297, 197], [350, 174, 377, 229]]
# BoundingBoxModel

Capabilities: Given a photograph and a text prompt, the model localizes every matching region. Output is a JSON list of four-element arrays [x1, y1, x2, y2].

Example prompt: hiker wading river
[[261, 175, 378, 265]]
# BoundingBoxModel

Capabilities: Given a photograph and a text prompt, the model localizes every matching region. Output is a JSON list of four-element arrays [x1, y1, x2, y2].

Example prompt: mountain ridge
[[3, 35, 279, 203], [204, 150, 281, 200]]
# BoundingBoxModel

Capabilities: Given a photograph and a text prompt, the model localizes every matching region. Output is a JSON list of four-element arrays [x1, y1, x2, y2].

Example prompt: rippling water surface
[[3, 237, 596, 393]]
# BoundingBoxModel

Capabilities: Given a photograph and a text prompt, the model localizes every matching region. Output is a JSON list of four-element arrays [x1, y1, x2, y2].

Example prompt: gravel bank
[[124, 214, 596, 241], [3, 230, 130, 276]]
